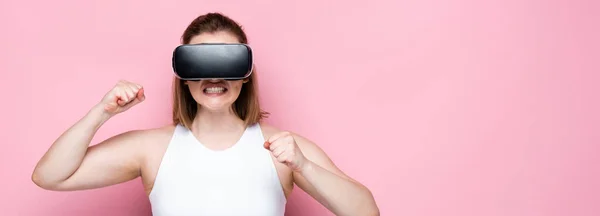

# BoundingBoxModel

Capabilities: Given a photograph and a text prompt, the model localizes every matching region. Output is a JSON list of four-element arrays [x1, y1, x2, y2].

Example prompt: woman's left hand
[[264, 131, 309, 172]]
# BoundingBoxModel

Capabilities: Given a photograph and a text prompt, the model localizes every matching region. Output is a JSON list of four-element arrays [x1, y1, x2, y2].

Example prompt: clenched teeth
[[204, 87, 226, 93]]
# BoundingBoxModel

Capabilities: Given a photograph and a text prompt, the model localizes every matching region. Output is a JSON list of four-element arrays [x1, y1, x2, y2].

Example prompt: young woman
[[32, 12, 379, 216]]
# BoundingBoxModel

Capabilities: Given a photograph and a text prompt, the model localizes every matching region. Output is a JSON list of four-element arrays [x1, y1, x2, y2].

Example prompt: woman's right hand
[[100, 80, 146, 116]]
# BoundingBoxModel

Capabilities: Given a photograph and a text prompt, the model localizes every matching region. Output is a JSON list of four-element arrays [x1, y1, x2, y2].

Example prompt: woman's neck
[[192, 106, 245, 134]]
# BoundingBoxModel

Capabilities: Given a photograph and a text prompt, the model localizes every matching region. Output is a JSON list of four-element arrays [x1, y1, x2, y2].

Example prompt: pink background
[[1, 0, 599, 215]]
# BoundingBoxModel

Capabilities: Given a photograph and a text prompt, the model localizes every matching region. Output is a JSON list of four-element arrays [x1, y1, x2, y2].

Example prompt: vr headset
[[172, 43, 253, 80]]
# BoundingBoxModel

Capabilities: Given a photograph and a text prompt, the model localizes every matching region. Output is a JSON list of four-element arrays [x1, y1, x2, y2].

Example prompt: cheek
[[187, 82, 200, 90], [186, 82, 203, 96], [229, 81, 244, 92]]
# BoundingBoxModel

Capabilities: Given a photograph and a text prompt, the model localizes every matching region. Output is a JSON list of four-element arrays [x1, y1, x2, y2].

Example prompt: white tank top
[[149, 123, 287, 216]]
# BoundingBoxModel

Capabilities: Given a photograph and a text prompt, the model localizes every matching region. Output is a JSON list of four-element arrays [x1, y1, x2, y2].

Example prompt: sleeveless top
[[148, 123, 287, 216]]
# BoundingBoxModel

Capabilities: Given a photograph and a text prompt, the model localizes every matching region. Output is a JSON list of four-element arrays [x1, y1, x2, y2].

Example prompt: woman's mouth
[[204, 87, 228, 94]]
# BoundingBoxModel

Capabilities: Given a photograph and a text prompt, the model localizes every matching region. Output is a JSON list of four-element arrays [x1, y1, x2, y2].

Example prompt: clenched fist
[[100, 80, 145, 116], [264, 131, 308, 172]]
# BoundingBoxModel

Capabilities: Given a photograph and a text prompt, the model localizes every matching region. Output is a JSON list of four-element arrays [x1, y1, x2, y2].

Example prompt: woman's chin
[[199, 103, 233, 113]]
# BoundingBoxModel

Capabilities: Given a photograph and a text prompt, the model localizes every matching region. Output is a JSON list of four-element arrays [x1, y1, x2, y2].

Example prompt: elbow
[[359, 202, 380, 216], [368, 207, 380, 216], [362, 188, 380, 216], [31, 171, 49, 189], [31, 169, 59, 190]]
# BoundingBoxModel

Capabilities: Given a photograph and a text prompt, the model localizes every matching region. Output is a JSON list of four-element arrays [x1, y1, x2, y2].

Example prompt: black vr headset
[[172, 43, 253, 80]]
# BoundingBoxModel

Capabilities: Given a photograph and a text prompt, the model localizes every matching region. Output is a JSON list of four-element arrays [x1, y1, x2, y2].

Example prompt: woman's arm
[[264, 131, 379, 216], [31, 80, 146, 191]]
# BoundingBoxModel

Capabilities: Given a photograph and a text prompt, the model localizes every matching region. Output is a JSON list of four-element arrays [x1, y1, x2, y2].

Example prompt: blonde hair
[[171, 12, 269, 129]]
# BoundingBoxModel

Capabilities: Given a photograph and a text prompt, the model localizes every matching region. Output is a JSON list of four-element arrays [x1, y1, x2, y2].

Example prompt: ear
[[242, 78, 250, 83]]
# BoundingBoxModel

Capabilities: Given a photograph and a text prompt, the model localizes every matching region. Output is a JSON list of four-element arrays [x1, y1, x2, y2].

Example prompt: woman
[[31, 12, 379, 216]]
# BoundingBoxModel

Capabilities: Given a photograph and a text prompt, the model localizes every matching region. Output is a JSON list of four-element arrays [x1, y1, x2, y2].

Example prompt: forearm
[[296, 160, 379, 216], [32, 104, 110, 187]]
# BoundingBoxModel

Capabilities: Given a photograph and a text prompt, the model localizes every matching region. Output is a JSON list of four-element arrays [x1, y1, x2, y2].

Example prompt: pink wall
[[1, 0, 599, 215]]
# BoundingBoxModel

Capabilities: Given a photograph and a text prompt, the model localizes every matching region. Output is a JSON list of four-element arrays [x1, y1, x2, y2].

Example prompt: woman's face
[[185, 31, 248, 112]]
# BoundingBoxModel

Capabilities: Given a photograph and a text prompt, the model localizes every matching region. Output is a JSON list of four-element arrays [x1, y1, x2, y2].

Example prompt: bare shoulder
[[120, 124, 177, 153], [259, 123, 309, 144], [136, 124, 177, 142], [97, 124, 177, 161], [258, 122, 283, 139], [134, 124, 178, 195], [114, 124, 176, 143]]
